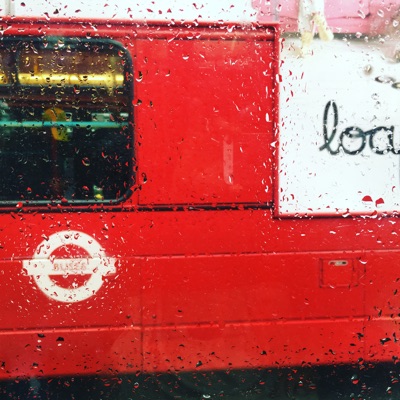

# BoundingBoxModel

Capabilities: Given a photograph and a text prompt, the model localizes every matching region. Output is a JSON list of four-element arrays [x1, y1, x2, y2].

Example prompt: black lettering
[[340, 126, 366, 155], [320, 101, 396, 155], [319, 100, 340, 154], [369, 126, 396, 154]]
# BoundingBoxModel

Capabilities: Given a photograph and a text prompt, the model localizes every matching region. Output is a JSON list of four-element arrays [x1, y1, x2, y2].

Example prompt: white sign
[[278, 37, 400, 216], [23, 230, 116, 303]]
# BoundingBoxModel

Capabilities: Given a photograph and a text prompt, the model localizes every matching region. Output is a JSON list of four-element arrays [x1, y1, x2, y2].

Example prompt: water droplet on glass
[[375, 75, 394, 84], [309, 382, 317, 390], [357, 10, 366, 19], [82, 157, 90, 167], [371, 93, 379, 100], [363, 64, 373, 74]]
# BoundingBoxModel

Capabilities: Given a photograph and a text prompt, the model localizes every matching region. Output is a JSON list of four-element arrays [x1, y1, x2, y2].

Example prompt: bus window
[[0, 38, 132, 204]]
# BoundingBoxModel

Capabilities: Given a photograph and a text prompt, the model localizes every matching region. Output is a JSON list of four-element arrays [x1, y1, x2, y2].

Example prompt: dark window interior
[[0, 37, 132, 204]]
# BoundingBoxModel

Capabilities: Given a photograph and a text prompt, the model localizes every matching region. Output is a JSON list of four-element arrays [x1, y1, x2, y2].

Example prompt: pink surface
[[252, 0, 399, 34]]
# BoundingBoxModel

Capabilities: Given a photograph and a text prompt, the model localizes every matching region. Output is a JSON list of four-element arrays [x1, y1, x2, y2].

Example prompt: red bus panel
[[0, 16, 398, 388]]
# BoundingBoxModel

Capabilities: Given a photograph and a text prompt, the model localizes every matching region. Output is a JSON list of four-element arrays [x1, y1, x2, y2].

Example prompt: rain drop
[[357, 10, 366, 19]]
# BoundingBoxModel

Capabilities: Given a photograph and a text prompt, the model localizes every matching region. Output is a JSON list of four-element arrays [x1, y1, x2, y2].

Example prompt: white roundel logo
[[22, 230, 116, 303]]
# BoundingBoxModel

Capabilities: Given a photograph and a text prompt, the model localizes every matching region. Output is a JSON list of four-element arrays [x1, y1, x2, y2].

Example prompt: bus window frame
[[0, 36, 135, 208]]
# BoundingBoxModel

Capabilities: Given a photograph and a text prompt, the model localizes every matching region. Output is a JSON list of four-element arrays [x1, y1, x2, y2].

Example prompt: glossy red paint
[[0, 17, 398, 381]]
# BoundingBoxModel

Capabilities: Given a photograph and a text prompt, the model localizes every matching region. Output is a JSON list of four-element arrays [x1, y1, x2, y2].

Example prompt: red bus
[[0, 14, 399, 398], [0, 16, 280, 379]]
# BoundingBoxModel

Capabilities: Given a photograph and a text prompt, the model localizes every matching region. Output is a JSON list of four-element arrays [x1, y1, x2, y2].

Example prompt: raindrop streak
[[358, 10, 366, 19]]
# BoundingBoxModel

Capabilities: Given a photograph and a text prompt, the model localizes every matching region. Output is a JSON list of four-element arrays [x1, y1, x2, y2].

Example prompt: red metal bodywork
[[0, 18, 397, 380]]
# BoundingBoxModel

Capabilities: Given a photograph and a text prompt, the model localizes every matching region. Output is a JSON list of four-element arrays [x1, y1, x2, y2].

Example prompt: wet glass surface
[[0, 1, 399, 399], [0, 38, 132, 203], [1, 365, 400, 399]]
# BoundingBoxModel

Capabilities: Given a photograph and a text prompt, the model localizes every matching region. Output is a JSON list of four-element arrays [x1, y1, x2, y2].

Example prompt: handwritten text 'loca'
[[319, 100, 396, 155]]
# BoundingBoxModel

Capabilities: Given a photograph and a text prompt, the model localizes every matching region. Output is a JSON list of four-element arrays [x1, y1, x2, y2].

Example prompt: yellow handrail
[[18, 73, 124, 87]]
